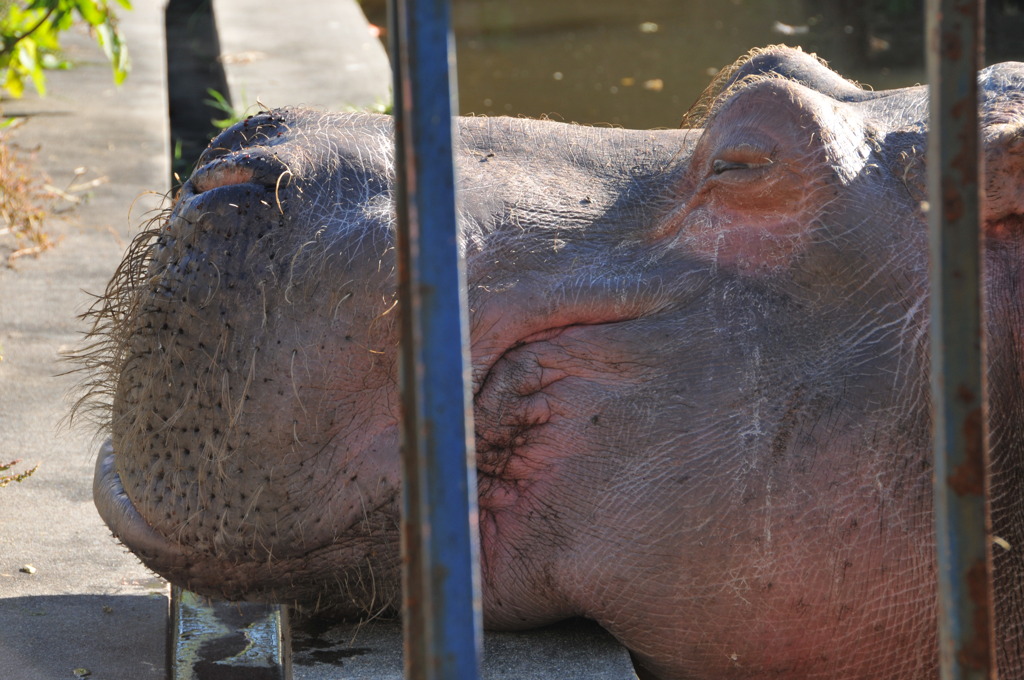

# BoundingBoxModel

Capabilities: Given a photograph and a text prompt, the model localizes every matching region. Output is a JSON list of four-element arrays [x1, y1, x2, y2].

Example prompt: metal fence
[[388, 1, 997, 679], [168, 1, 1001, 677]]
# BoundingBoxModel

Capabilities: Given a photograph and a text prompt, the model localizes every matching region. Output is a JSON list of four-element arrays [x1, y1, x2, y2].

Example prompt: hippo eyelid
[[711, 158, 773, 175]]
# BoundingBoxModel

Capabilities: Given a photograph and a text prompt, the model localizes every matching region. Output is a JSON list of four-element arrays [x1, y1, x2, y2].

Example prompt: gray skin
[[80, 47, 1024, 679]]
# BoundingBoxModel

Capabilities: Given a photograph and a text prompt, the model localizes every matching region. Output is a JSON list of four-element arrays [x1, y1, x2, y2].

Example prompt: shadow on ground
[[0, 594, 167, 679]]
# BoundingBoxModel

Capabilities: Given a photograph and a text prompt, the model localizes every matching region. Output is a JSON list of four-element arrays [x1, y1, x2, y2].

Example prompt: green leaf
[[204, 87, 230, 110], [204, 87, 251, 129], [31, 21, 62, 52], [3, 64, 25, 98], [74, 0, 105, 26], [19, 40, 45, 95], [52, 9, 75, 32], [93, 19, 128, 84]]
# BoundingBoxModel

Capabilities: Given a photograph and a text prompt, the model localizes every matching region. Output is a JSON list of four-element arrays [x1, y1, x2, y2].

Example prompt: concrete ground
[[0, 2, 172, 677], [0, 1, 636, 678]]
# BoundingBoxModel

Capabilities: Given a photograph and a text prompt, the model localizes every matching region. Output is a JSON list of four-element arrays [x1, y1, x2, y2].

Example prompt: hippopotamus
[[76, 46, 1024, 679]]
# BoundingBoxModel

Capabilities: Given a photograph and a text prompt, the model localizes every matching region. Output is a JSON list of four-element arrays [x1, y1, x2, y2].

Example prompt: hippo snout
[[80, 108, 403, 608]]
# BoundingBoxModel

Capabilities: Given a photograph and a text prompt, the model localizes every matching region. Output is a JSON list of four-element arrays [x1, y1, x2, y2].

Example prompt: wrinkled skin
[[79, 47, 1024, 679]]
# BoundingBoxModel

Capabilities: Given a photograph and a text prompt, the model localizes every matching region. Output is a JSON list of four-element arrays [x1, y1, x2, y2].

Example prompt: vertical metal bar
[[387, 1, 483, 679], [926, 1, 995, 678]]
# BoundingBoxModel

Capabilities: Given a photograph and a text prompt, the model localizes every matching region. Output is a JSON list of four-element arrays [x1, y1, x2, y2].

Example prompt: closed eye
[[712, 158, 773, 175]]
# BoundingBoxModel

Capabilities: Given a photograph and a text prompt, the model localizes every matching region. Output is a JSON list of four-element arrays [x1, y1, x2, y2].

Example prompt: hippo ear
[[661, 78, 870, 273], [682, 47, 883, 129], [721, 45, 885, 103], [983, 122, 1024, 236]]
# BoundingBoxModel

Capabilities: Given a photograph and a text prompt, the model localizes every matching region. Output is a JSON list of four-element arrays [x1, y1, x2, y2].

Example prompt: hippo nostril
[[189, 153, 294, 196], [191, 162, 257, 193]]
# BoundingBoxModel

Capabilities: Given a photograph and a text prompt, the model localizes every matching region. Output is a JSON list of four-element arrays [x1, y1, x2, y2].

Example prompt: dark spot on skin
[[590, 414, 600, 425]]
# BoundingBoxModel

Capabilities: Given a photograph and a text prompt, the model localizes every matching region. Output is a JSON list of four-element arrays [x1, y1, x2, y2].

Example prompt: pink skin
[[84, 47, 1024, 679]]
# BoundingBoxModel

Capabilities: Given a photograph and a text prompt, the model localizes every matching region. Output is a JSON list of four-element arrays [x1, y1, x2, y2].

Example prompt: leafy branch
[[0, 5, 56, 56], [1, 0, 132, 99]]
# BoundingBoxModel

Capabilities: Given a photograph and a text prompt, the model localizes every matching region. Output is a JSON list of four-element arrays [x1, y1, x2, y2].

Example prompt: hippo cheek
[[472, 318, 668, 627]]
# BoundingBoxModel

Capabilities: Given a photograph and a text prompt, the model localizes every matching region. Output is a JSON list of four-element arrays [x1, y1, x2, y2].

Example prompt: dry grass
[[0, 459, 38, 487], [0, 129, 57, 265]]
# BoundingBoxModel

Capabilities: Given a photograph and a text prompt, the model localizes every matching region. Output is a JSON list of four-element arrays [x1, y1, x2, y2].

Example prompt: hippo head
[[76, 47, 1024, 679]]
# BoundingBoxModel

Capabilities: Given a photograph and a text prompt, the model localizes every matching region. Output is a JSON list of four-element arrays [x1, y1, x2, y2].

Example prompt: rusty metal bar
[[387, 1, 483, 679], [926, 1, 995, 678]]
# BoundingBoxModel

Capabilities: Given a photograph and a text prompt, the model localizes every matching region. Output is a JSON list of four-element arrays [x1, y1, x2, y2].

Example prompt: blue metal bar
[[387, 1, 483, 679], [926, 1, 995, 678]]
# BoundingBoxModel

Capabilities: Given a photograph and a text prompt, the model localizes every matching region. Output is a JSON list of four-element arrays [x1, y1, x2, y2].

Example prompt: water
[[452, 0, 915, 129], [362, 0, 1024, 130]]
